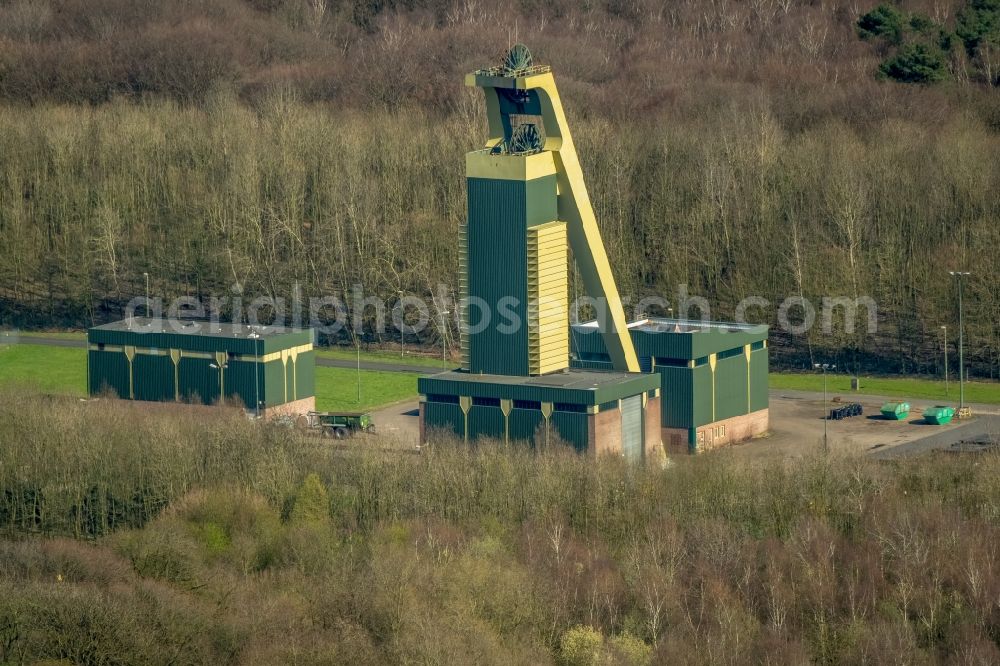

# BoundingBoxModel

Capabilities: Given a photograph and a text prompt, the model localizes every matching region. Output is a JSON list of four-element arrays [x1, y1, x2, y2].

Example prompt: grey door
[[620, 395, 643, 462]]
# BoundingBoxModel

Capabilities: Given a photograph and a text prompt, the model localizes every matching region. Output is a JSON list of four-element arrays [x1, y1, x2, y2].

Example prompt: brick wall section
[[663, 408, 770, 454], [644, 396, 663, 462], [418, 402, 426, 443], [589, 407, 622, 457], [262, 396, 315, 419]]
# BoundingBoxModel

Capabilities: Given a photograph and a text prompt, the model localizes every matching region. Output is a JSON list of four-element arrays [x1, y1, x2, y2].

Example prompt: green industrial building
[[418, 46, 663, 460], [420, 371, 660, 459], [571, 319, 769, 453], [88, 319, 315, 417]]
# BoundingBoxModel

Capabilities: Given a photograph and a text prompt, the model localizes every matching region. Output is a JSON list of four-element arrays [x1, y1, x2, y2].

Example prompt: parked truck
[[303, 411, 375, 439]]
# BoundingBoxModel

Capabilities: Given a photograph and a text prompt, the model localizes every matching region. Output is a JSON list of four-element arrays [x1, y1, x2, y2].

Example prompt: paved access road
[[868, 414, 1000, 459]]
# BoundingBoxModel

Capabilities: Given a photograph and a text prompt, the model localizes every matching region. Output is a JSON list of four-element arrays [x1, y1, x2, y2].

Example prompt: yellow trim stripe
[[89, 343, 313, 363], [466, 150, 557, 181]]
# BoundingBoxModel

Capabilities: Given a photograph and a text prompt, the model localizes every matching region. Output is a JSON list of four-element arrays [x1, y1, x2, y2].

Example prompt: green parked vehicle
[[922, 406, 955, 425], [304, 411, 375, 439], [880, 402, 910, 420]]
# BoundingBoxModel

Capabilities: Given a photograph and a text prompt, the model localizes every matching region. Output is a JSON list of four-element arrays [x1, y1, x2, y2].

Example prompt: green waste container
[[923, 405, 955, 425], [880, 402, 910, 420]]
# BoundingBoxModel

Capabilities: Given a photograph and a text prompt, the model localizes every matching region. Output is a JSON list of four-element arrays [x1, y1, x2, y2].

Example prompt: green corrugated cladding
[[509, 408, 544, 442], [656, 367, 692, 429], [88, 350, 129, 397], [134, 353, 174, 402], [263, 360, 286, 405], [690, 365, 715, 427], [468, 406, 506, 440], [178, 357, 218, 404], [571, 324, 769, 431], [572, 324, 768, 361], [224, 360, 263, 409], [420, 399, 592, 451], [88, 344, 314, 409], [466, 175, 558, 375], [423, 402, 465, 438], [88, 326, 311, 356], [296, 351, 316, 404], [714, 355, 749, 422], [418, 373, 658, 406], [550, 412, 589, 452], [750, 347, 769, 412]]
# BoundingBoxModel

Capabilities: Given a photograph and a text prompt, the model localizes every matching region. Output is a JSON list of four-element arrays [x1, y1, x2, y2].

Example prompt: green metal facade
[[87, 321, 314, 410], [418, 370, 658, 451], [571, 322, 769, 433], [466, 174, 558, 375]]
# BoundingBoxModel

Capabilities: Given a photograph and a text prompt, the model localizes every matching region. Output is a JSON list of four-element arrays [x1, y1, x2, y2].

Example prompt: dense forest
[[0, 0, 998, 376], [1, 391, 999, 664]]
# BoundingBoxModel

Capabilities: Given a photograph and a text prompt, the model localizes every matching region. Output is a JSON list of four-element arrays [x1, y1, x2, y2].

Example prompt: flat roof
[[90, 318, 310, 339], [424, 368, 651, 391], [573, 317, 765, 335], [418, 367, 660, 405]]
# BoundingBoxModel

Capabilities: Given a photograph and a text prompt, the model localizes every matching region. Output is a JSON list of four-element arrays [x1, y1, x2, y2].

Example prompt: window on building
[[513, 399, 540, 410], [472, 397, 500, 407]]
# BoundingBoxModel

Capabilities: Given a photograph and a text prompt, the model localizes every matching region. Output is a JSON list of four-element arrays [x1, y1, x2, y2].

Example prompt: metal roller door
[[621, 395, 643, 462]]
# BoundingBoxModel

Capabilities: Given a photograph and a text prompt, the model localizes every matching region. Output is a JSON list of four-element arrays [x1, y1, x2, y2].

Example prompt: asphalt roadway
[[12, 336, 999, 457]]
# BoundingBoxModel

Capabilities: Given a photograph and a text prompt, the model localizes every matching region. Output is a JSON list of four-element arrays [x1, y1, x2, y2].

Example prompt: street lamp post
[[814, 363, 835, 453], [940, 325, 948, 397], [143, 272, 150, 318], [209, 361, 228, 404], [440, 309, 450, 367], [949, 271, 971, 411], [248, 329, 261, 418], [398, 291, 405, 358]]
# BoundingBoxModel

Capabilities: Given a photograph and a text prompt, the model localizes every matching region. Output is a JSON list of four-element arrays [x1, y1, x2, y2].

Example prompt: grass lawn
[[770, 372, 1000, 405], [314, 366, 417, 412], [315, 346, 450, 369], [0, 343, 87, 396]]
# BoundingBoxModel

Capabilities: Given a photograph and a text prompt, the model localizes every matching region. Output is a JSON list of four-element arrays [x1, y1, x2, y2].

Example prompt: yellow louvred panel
[[527, 221, 569, 375]]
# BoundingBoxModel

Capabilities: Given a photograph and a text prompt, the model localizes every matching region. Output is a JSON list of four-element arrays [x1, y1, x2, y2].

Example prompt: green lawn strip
[[314, 366, 417, 412], [769, 372, 1000, 405], [315, 346, 449, 369], [0, 344, 87, 396]]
